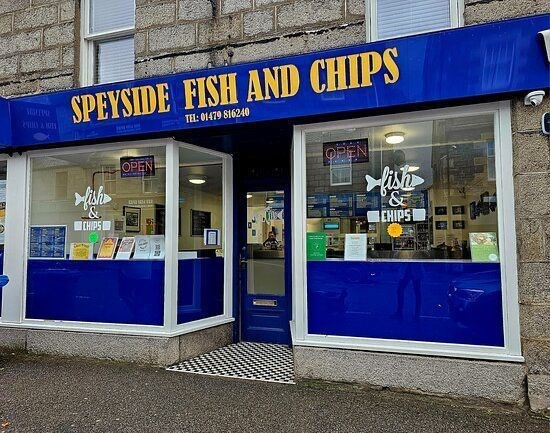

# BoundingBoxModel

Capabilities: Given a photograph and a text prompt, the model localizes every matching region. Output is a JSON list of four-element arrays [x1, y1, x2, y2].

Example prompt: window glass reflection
[[305, 115, 498, 262]]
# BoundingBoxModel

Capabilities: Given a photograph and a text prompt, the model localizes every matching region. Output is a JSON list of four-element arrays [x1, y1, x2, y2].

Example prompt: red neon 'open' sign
[[120, 155, 156, 177], [323, 139, 369, 166]]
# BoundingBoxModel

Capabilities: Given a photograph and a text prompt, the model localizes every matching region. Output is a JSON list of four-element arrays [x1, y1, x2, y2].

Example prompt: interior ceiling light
[[265, 198, 275, 204], [188, 175, 207, 185], [400, 164, 420, 172], [385, 132, 405, 144], [246, 193, 253, 199]]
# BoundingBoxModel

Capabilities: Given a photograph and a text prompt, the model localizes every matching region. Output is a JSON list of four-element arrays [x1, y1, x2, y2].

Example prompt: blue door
[[239, 188, 291, 345]]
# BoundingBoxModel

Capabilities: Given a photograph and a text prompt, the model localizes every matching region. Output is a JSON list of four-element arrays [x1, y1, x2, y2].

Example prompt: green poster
[[469, 232, 499, 262], [307, 232, 327, 261]]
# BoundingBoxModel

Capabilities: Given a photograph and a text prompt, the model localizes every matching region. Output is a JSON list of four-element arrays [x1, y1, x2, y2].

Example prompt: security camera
[[524, 90, 545, 107]]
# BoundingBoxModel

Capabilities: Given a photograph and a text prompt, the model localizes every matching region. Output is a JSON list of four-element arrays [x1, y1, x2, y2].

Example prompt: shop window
[[177, 146, 225, 324], [26, 146, 165, 325], [81, 0, 135, 85], [369, 0, 462, 41], [304, 113, 505, 347]]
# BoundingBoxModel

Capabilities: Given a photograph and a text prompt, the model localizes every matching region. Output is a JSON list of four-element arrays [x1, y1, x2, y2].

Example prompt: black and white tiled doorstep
[[166, 342, 295, 385]]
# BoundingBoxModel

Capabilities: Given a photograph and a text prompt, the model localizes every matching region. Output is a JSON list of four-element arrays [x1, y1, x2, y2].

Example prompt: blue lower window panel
[[177, 257, 224, 324], [26, 260, 164, 325], [307, 260, 504, 347]]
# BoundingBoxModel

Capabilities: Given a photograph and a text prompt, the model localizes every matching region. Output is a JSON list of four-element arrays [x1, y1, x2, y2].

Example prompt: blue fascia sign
[[2, 14, 550, 151], [0, 97, 11, 148]]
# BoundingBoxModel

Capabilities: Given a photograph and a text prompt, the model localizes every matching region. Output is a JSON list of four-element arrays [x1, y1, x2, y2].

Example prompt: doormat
[[166, 342, 295, 384]]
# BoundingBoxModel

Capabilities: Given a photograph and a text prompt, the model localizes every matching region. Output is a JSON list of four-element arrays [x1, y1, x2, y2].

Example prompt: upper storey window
[[81, 0, 135, 85], [369, 0, 463, 41]]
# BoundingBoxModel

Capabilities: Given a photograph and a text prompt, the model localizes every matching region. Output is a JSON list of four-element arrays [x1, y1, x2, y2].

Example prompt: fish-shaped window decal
[[366, 165, 424, 207], [74, 186, 112, 219]]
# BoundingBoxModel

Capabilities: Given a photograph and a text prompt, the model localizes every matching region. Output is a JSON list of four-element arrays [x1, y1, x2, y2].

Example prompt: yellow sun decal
[[387, 223, 403, 238]]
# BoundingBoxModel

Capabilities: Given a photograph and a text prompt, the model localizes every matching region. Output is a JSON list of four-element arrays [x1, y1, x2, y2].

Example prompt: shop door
[[239, 188, 291, 345]]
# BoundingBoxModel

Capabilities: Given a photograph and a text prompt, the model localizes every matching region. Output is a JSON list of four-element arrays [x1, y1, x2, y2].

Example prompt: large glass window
[[26, 146, 165, 325], [305, 113, 504, 346], [177, 146, 224, 324]]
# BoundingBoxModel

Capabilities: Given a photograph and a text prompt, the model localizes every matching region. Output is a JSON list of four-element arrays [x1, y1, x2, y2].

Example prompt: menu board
[[328, 193, 354, 217], [191, 209, 211, 236], [29, 225, 67, 259], [307, 193, 382, 218], [405, 191, 428, 209], [269, 196, 284, 209], [354, 192, 380, 216], [307, 194, 329, 218]]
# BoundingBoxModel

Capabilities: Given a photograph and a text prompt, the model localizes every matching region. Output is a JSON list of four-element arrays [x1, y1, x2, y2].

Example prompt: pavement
[[0, 353, 548, 433]]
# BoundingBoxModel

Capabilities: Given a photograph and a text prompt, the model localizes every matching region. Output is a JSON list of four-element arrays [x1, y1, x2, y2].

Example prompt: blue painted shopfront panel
[[26, 260, 164, 325], [307, 260, 504, 346], [0, 98, 11, 148], [177, 257, 224, 324], [2, 14, 549, 149]]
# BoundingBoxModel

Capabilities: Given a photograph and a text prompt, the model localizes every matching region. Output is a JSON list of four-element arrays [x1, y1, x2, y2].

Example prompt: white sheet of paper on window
[[133, 235, 151, 259], [149, 235, 165, 259], [204, 229, 220, 246], [344, 234, 367, 261]]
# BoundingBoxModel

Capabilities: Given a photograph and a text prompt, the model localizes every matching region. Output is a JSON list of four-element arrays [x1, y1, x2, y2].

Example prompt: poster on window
[[115, 237, 135, 260], [69, 242, 93, 260], [344, 234, 367, 261], [97, 237, 118, 260], [306, 232, 327, 261], [469, 232, 499, 262]]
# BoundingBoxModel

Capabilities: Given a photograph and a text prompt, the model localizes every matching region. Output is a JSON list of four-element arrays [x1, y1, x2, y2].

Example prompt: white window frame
[[329, 159, 352, 186], [366, 0, 464, 42], [80, 0, 136, 87], [292, 102, 523, 362], [0, 138, 234, 338], [0, 155, 9, 319]]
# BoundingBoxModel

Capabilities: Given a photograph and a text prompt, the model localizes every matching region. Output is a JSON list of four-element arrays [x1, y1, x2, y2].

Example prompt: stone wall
[[464, 0, 550, 414], [135, 0, 366, 78], [0, 0, 77, 96]]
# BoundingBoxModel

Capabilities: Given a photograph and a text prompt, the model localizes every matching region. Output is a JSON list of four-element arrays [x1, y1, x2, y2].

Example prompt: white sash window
[[81, 0, 135, 85], [369, 0, 463, 41]]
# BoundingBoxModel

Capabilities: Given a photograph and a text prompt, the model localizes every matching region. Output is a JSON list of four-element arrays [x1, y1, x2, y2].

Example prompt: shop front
[[0, 14, 549, 397]]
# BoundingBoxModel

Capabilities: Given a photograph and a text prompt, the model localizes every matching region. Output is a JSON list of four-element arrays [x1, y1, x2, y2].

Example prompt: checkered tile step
[[166, 342, 295, 384]]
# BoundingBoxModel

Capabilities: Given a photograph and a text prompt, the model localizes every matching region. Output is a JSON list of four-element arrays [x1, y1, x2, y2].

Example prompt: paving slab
[[0, 354, 548, 433]]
